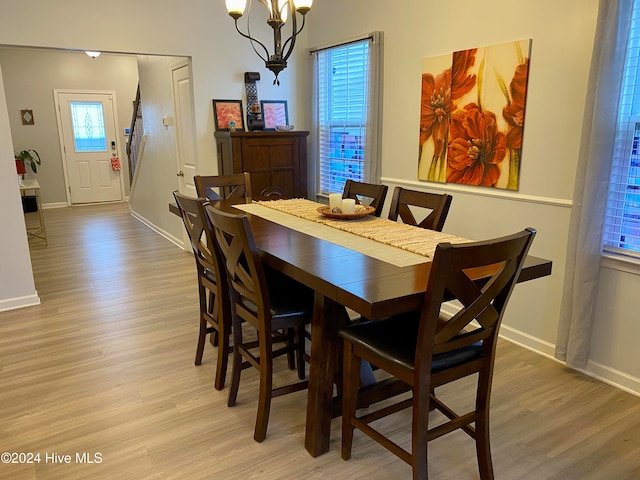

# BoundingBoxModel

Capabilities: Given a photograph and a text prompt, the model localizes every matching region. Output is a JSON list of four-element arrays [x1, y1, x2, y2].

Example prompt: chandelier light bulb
[[278, 0, 289, 22], [293, 0, 312, 13], [226, 0, 247, 18]]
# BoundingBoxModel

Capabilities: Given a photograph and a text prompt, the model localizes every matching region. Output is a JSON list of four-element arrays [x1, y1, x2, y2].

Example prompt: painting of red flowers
[[418, 53, 453, 182], [418, 39, 532, 190], [447, 104, 506, 187]]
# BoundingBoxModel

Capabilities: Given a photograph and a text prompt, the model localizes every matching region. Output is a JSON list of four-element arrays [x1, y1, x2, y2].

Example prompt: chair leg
[[208, 291, 219, 347], [254, 335, 273, 442], [213, 324, 230, 391], [295, 326, 306, 380], [475, 412, 494, 480], [475, 370, 494, 480], [286, 328, 296, 371], [412, 385, 431, 480], [195, 317, 207, 366], [194, 283, 211, 365], [227, 316, 244, 407], [341, 341, 361, 460]]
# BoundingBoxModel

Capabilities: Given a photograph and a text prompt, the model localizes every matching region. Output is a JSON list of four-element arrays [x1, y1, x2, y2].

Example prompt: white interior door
[[56, 91, 123, 204], [172, 63, 197, 196]]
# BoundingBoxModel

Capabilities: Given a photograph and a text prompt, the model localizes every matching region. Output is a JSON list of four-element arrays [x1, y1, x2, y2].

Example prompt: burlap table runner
[[233, 199, 469, 267]]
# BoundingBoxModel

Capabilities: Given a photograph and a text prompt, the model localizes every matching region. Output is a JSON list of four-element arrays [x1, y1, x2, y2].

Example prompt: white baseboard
[[0, 292, 41, 312], [498, 324, 557, 358], [129, 209, 184, 249], [43, 200, 132, 210], [41, 202, 68, 209], [441, 304, 640, 397], [581, 360, 640, 398], [499, 325, 640, 397]]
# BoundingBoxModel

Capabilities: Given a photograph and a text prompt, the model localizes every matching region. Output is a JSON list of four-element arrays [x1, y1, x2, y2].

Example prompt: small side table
[[20, 179, 47, 245]]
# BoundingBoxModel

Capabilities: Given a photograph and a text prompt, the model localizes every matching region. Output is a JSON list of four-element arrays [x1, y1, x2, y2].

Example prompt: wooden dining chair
[[339, 228, 536, 480], [342, 180, 389, 217], [173, 191, 231, 391], [388, 186, 453, 232], [205, 205, 313, 442], [194, 172, 252, 201]]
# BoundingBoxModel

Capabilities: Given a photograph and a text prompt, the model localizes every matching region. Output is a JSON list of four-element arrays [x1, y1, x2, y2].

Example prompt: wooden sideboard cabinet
[[214, 130, 309, 199]]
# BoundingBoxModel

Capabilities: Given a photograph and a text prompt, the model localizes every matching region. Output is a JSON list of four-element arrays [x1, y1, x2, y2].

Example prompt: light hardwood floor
[[1, 203, 639, 479]]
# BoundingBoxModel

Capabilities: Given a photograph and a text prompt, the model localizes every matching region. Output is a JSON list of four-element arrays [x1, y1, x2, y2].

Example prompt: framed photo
[[260, 100, 289, 130], [21, 109, 34, 125], [212, 99, 244, 131]]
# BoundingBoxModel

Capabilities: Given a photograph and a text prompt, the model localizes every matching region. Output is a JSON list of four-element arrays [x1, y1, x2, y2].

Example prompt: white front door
[[56, 91, 123, 204], [172, 63, 197, 196]]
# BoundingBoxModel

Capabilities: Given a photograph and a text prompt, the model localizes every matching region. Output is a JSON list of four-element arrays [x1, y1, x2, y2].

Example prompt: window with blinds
[[316, 40, 370, 194], [603, 3, 640, 257]]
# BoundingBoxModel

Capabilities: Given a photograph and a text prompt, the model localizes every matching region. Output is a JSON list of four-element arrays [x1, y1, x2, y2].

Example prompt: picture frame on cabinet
[[212, 99, 244, 131], [260, 100, 289, 130]]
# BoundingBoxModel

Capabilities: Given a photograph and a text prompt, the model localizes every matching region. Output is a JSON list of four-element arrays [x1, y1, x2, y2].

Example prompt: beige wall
[[0, 66, 38, 308], [128, 55, 188, 242]]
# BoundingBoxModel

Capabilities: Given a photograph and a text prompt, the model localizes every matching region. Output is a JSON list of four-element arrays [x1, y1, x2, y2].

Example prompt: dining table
[[177, 197, 553, 457]]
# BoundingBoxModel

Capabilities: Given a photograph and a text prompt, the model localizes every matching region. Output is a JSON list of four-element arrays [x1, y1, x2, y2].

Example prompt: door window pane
[[70, 101, 107, 152]]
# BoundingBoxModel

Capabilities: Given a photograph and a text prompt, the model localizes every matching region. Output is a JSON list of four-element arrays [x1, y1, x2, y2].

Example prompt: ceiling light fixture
[[85, 51, 101, 58], [225, 0, 313, 85]]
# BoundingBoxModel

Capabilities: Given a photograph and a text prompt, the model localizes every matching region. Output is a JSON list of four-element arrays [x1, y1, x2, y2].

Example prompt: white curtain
[[555, 0, 632, 368], [310, 50, 321, 201], [364, 31, 383, 185]]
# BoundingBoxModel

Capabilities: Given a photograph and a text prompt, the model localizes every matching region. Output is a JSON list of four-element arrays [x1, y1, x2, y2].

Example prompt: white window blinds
[[603, 3, 640, 257], [311, 33, 383, 196]]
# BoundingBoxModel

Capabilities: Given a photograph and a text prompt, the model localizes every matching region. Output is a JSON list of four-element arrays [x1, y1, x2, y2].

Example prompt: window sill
[[601, 252, 640, 275]]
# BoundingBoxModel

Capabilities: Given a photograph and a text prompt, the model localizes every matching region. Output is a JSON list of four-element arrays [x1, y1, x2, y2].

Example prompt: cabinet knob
[[176, 171, 184, 177]]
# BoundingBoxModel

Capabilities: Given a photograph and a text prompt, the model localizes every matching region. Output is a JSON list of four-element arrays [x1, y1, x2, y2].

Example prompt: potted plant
[[15, 149, 41, 175]]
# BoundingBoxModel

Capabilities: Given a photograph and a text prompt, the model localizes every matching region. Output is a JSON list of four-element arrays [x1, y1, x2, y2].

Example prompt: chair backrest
[[258, 185, 287, 198], [342, 180, 389, 217], [416, 228, 536, 373], [204, 206, 272, 331], [194, 172, 252, 201], [388, 186, 453, 231], [174, 190, 228, 276], [173, 191, 216, 272]]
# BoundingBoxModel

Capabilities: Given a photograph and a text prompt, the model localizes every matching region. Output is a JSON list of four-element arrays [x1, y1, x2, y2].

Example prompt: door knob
[[176, 171, 184, 177]]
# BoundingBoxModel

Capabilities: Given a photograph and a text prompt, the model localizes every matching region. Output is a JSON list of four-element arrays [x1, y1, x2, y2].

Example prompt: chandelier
[[225, 0, 313, 85]]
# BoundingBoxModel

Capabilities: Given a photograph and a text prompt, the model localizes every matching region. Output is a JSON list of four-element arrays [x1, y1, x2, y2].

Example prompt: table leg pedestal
[[305, 293, 348, 457]]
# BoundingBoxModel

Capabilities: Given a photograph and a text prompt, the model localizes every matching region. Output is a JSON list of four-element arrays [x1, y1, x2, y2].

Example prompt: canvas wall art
[[261, 100, 289, 130], [213, 99, 244, 131], [418, 39, 532, 190]]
